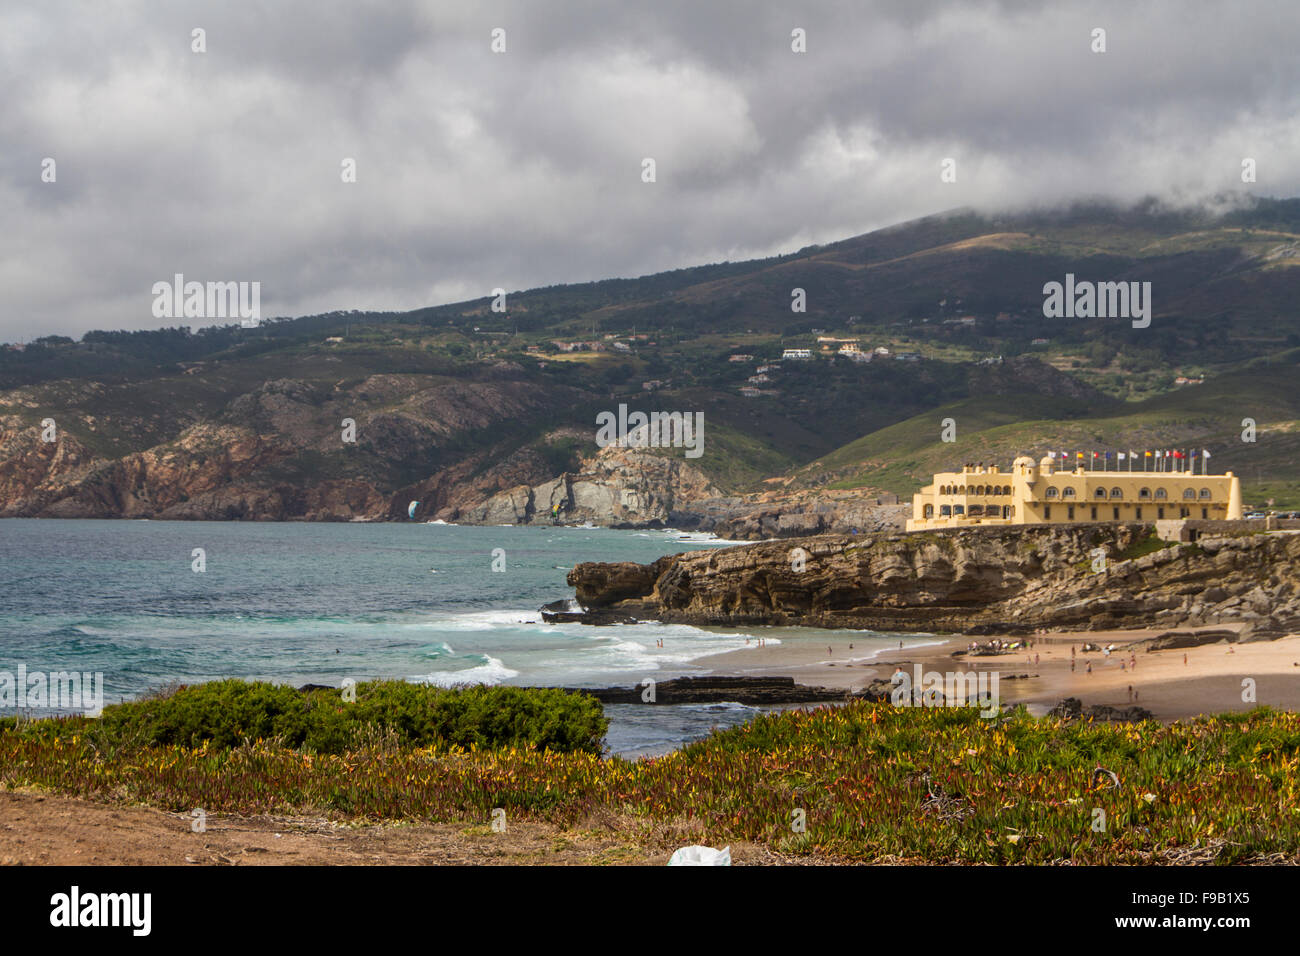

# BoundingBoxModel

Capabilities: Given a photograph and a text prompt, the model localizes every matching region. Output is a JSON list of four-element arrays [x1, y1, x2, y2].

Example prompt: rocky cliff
[[438, 445, 721, 527], [434, 445, 910, 535], [0, 369, 588, 521], [566, 524, 1300, 636]]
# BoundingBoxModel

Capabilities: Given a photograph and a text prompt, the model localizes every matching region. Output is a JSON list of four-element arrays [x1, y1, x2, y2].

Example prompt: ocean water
[[0, 519, 928, 756]]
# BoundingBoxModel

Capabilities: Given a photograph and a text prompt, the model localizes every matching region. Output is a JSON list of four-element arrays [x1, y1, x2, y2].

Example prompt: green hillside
[[801, 351, 1300, 509], [2, 197, 1298, 517]]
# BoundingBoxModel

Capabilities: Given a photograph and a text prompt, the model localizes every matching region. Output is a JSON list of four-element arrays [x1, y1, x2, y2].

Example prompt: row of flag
[[1053, 449, 1213, 474]]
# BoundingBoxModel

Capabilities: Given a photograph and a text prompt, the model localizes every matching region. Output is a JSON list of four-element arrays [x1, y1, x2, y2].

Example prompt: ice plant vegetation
[[2, 689, 1298, 864]]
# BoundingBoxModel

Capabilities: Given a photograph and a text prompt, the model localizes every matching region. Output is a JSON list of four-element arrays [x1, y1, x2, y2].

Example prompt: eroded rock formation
[[565, 524, 1300, 636]]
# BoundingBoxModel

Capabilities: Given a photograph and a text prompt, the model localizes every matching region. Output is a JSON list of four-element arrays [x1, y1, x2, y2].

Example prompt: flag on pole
[[1203, 448, 1211, 475]]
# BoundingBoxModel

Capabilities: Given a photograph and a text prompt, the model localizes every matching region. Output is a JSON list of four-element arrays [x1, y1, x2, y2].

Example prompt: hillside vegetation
[[2, 197, 1297, 517], [5, 700, 1299, 864]]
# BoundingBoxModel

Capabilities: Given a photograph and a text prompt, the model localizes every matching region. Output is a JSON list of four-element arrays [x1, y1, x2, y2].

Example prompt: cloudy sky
[[4, 0, 1299, 342]]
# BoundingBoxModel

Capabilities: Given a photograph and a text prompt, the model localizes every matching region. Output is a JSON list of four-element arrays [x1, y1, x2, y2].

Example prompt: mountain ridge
[[3, 196, 1298, 522]]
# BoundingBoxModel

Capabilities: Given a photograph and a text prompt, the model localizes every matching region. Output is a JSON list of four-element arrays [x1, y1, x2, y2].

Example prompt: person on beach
[[1086, 662, 1092, 674], [1184, 652, 1188, 666], [1071, 645, 1076, 658], [1127, 685, 1133, 701], [1070, 659, 1076, 672]]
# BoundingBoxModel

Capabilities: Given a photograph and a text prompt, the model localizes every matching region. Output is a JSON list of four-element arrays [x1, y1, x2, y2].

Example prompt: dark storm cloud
[[3, 0, 1298, 340]]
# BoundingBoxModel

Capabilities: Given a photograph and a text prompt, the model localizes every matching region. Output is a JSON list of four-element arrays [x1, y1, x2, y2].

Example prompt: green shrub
[[69, 679, 607, 755]]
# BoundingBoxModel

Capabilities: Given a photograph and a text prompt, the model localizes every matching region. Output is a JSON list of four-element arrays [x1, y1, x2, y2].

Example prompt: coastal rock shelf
[[562, 524, 1300, 636], [549, 676, 858, 706]]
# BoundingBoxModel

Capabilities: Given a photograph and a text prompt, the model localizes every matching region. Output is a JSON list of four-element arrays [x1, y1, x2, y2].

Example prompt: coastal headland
[[560, 523, 1300, 719], [566, 523, 1300, 636]]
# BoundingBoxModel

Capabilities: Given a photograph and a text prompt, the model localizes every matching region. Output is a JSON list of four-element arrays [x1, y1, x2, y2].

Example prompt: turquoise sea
[[0, 519, 927, 756]]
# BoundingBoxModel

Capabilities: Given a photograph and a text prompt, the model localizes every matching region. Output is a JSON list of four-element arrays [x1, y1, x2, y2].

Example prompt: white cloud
[[1, 0, 1297, 340]]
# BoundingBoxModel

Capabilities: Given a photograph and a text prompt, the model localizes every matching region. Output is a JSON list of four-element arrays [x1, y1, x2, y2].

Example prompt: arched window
[[1154, 488, 1168, 500], [1199, 488, 1212, 499], [976, 485, 984, 495], [1094, 487, 1107, 499], [1062, 487, 1077, 499], [1139, 487, 1151, 500], [1182, 488, 1195, 499], [924, 504, 934, 518], [1110, 487, 1123, 499], [1045, 486, 1059, 499]]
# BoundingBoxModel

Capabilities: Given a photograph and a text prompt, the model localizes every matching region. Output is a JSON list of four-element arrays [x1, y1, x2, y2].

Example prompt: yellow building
[[906, 455, 1242, 531]]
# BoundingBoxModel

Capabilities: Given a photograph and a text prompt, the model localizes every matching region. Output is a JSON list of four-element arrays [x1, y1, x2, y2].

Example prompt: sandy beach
[[697, 626, 1300, 720]]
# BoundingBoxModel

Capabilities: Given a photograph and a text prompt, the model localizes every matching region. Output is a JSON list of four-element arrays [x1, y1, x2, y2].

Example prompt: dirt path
[[0, 789, 798, 866]]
